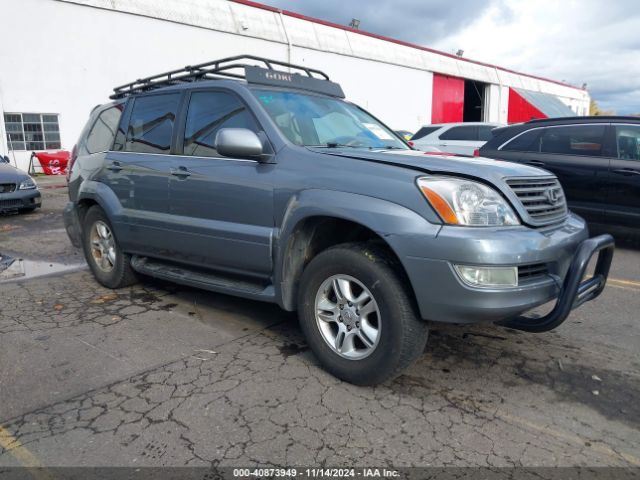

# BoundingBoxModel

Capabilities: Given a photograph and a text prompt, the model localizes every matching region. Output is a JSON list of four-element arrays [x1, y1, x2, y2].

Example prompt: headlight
[[417, 176, 519, 226], [19, 177, 37, 190]]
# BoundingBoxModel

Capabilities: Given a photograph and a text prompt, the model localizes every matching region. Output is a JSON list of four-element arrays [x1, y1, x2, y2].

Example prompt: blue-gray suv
[[63, 56, 614, 385]]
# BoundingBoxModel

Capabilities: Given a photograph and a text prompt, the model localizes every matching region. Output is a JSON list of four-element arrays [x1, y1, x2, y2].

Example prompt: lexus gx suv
[[63, 56, 614, 385]]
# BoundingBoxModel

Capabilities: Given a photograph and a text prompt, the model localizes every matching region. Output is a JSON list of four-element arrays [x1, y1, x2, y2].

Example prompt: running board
[[130, 256, 275, 303]]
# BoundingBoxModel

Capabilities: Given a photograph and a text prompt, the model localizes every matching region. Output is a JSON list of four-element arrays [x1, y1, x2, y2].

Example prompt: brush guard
[[498, 234, 614, 333]]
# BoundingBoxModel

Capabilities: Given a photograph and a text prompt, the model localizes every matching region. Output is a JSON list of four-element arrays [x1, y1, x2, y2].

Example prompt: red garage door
[[507, 88, 546, 123], [507, 88, 575, 123], [431, 74, 464, 123]]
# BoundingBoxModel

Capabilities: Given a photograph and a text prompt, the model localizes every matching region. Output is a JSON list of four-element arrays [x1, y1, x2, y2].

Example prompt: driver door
[[167, 89, 275, 278]]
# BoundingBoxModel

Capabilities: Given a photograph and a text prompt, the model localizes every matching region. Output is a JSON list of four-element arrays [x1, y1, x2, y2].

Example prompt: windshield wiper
[[306, 143, 363, 148]]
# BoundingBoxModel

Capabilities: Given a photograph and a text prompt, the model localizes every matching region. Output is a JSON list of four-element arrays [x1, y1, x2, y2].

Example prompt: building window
[[3, 113, 61, 151]]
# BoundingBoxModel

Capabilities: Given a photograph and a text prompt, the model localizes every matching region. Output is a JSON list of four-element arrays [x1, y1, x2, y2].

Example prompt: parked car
[[394, 130, 413, 141], [0, 157, 41, 213], [480, 116, 640, 232], [63, 56, 613, 385], [411, 122, 504, 156]]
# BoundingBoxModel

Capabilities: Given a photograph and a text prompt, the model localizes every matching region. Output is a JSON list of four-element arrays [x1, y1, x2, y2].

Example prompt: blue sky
[[262, 0, 640, 114]]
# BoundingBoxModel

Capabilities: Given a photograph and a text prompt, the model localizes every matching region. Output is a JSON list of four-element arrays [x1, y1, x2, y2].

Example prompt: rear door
[[167, 89, 274, 278], [518, 124, 610, 223], [105, 92, 182, 257], [607, 124, 640, 227]]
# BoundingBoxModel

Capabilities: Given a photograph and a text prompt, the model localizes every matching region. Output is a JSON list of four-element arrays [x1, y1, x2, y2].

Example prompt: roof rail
[[110, 55, 336, 99], [526, 115, 640, 124]]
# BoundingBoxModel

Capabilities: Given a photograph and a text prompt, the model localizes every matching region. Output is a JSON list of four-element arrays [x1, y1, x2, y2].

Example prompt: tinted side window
[[411, 126, 439, 141], [440, 126, 478, 141], [502, 129, 541, 152], [125, 94, 181, 154], [540, 125, 606, 157], [184, 91, 258, 157], [615, 125, 640, 161], [477, 126, 496, 141], [86, 106, 123, 154]]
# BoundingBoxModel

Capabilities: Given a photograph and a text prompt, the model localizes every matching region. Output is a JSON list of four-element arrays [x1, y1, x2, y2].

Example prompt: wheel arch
[[75, 180, 125, 234], [275, 190, 439, 312]]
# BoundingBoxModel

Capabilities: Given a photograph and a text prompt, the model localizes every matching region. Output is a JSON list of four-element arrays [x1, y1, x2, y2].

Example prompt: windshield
[[253, 89, 408, 150]]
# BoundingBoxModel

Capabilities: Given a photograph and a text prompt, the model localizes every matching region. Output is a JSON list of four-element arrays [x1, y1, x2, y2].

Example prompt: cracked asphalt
[[0, 177, 639, 468]]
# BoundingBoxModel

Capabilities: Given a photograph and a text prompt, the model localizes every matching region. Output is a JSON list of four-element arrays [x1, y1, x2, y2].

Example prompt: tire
[[297, 242, 428, 385], [82, 205, 137, 289]]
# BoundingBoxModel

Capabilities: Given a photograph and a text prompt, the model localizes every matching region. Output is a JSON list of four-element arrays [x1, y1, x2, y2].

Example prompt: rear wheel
[[82, 206, 137, 289], [298, 243, 428, 385]]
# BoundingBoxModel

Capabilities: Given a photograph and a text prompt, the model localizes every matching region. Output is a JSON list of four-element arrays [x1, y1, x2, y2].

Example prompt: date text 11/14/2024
[[232, 468, 400, 478]]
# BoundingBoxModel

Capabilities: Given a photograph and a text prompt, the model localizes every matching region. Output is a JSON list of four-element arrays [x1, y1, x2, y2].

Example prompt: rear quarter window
[[85, 106, 123, 154]]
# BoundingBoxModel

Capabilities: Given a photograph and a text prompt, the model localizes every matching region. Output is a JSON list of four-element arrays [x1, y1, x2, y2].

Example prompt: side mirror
[[215, 128, 264, 160], [1, 155, 9, 163]]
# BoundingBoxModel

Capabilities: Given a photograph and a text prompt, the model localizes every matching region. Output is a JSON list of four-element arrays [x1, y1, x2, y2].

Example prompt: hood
[[311, 148, 548, 185], [0, 162, 23, 183]]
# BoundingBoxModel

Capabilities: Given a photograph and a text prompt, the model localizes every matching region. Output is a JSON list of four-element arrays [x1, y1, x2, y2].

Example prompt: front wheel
[[297, 243, 428, 385]]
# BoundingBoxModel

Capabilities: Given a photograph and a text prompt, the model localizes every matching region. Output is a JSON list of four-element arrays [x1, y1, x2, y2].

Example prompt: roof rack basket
[[110, 55, 332, 99]]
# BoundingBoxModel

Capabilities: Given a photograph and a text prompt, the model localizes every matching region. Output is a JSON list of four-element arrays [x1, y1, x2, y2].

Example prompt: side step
[[130, 256, 275, 303]]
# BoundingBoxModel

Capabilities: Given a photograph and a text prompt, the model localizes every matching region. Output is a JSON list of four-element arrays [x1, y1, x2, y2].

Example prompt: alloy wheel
[[314, 274, 381, 359], [89, 220, 116, 273]]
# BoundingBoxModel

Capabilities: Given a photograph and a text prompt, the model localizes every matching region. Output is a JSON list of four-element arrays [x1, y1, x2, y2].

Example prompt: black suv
[[480, 117, 640, 231]]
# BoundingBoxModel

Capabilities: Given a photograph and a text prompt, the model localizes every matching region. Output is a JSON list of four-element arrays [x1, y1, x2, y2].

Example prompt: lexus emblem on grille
[[544, 187, 561, 205]]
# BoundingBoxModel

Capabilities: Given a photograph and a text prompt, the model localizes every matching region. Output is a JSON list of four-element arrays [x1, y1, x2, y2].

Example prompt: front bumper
[[0, 189, 41, 212], [400, 214, 614, 330]]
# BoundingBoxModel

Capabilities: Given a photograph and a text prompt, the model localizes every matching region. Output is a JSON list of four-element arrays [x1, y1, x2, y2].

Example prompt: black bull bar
[[499, 234, 615, 333]]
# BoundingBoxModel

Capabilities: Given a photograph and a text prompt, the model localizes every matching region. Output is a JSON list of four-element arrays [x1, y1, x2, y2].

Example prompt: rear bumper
[[63, 201, 83, 248], [399, 213, 613, 328], [0, 189, 41, 212]]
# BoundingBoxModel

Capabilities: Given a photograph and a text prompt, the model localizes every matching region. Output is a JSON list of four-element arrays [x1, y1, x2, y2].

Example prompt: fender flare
[[75, 180, 127, 236], [274, 189, 440, 310]]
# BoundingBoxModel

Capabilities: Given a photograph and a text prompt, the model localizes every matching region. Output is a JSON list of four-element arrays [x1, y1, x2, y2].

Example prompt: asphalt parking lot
[[0, 177, 639, 469]]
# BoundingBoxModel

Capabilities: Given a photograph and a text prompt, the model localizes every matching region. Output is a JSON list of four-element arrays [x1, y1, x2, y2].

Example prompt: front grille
[[507, 176, 567, 226], [0, 199, 23, 209], [518, 263, 549, 283], [0, 183, 16, 193]]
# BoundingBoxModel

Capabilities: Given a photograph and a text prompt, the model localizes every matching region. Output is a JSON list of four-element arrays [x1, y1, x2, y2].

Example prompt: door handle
[[106, 161, 122, 172], [612, 168, 640, 176], [526, 160, 546, 167], [170, 167, 191, 177]]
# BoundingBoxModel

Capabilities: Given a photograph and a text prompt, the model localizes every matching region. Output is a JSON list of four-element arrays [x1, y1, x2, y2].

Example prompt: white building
[[0, 0, 590, 171]]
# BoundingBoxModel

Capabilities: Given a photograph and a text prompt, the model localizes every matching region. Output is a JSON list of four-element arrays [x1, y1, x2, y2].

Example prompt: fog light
[[454, 265, 518, 288]]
